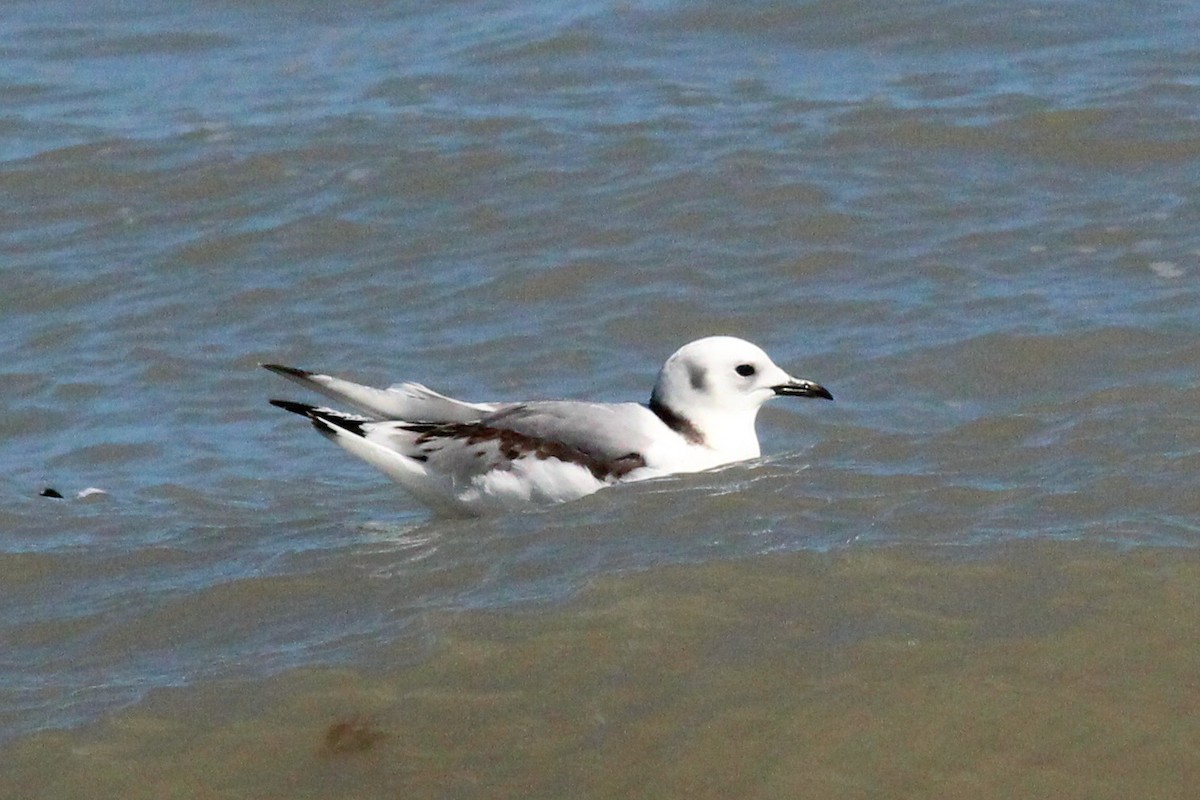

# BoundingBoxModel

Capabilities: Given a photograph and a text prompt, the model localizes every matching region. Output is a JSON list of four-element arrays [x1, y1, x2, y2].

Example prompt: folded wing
[[261, 364, 500, 421]]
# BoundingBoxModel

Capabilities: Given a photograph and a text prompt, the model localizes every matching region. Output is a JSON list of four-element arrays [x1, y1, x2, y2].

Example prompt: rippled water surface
[[3, 0, 1199, 795]]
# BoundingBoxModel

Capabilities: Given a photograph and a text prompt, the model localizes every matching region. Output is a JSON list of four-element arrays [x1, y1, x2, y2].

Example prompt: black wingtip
[[269, 398, 367, 437], [269, 398, 317, 416], [262, 363, 315, 379]]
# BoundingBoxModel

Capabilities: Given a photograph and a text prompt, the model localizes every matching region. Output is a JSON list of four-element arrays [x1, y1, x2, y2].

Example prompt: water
[[2, 0, 1199, 794]]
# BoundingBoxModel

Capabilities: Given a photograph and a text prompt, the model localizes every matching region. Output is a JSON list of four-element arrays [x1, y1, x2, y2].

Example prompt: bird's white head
[[649, 336, 831, 460]]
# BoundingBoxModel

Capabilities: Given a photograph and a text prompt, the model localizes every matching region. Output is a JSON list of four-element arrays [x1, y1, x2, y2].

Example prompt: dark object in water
[[39, 487, 64, 499], [322, 715, 387, 755]]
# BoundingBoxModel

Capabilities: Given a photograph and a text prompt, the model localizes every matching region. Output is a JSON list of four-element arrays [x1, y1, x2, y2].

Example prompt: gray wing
[[263, 364, 502, 421], [478, 401, 664, 461], [272, 398, 667, 487]]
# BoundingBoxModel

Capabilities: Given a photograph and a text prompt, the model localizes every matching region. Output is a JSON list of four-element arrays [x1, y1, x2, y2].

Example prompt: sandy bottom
[[5, 541, 1198, 799]]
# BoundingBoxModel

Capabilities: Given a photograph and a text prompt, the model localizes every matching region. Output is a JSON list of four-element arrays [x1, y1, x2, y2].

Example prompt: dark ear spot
[[688, 364, 707, 391]]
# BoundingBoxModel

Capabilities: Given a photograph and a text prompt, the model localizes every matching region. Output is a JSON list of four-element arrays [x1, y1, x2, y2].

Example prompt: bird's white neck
[[690, 408, 762, 464], [650, 398, 762, 466]]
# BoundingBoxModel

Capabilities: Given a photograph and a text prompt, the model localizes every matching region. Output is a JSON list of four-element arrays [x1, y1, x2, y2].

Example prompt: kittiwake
[[264, 336, 831, 514]]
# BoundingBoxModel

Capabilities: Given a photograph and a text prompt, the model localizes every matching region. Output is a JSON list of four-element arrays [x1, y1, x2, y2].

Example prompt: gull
[[264, 336, 831, 515]]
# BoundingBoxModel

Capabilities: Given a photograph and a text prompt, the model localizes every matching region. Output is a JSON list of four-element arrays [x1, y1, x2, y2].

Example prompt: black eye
[[735, 363, 756, 377]]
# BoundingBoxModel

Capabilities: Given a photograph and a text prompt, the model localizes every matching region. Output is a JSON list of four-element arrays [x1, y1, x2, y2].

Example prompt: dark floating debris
[[38, 487, 109, 500], [322, 715, 387, 755]]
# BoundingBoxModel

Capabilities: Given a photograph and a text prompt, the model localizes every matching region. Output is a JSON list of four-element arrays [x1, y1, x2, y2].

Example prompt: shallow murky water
[[6, 543, 1200, 799]]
